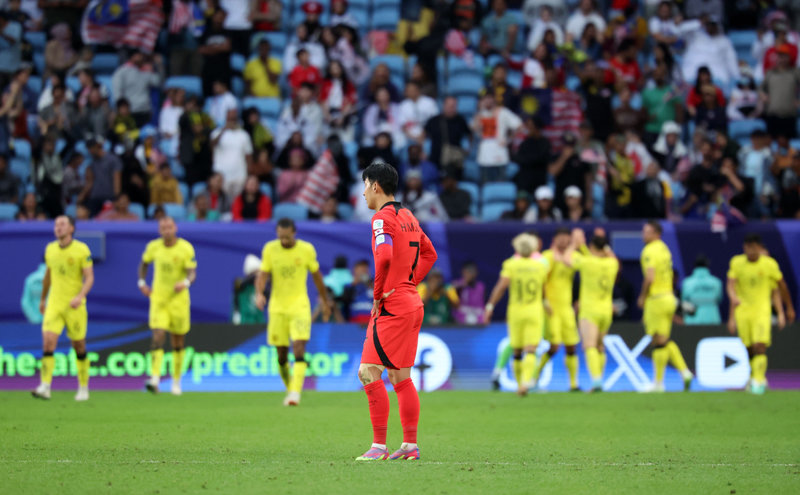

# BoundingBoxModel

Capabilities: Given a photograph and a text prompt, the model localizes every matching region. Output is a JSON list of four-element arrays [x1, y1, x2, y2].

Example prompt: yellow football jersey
[[44, 240, 92, 308], [542, 249, 576, 307], [641, 239, 673, 297], [142, 238, 197, 302], [727, 254, 783, 311], [260, 239, 320, 314], [575, 254, 619, 311], [500, 255, 550, 317]]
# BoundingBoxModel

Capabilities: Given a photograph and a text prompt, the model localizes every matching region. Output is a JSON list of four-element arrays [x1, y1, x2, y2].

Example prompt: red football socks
[[364, 380, 389, 445], [393, 378, 419, 444]]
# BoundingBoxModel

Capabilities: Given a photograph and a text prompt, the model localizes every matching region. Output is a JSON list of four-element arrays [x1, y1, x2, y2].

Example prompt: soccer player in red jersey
[[355, 160, 437, 462]]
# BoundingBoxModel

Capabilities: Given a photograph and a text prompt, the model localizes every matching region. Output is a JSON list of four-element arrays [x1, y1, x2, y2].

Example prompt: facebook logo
[[411, 333, 453, 392]]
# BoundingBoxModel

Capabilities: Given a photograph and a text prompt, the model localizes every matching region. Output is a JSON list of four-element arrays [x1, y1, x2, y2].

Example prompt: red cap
[[302, 1, 323, 14]]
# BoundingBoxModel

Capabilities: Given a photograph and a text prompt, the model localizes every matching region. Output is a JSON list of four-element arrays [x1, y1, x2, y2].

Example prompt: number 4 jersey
[[500, 255, 551, 319], [371, 201, 437, 316]]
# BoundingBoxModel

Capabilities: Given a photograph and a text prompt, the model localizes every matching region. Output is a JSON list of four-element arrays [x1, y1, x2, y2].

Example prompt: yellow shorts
[[643, 295, 677, 337], [268, 312, 311, 347], [43, 304, 88, 341], [735, 308, 771, 347], [579, 309, 613, 334], [149, 299, 191, 335], [507, 313, 543, 349], [546, 305, 579, 346]]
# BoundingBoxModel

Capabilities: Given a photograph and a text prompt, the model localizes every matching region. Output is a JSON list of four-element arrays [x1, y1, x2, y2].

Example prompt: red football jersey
[[371, 201, 437, 315]]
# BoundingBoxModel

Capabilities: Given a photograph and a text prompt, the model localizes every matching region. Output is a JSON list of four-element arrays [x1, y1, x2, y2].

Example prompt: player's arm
[[483, 276, 510, 324], [638, 267, 655, 309], [174, 267, 196, 293], [311, 269, 332, 321], [39, 267, 50, 315], [71, 265, 94, 309], [413, 231, 438, 285], [773, 287, 786, 330], [726, 276, 739, 335], [137, 260, 151, 297], [254, 269, 270, 311], [777, 279, 795, 323]]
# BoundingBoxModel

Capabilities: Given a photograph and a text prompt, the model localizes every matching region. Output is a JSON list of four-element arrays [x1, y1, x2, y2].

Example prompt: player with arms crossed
[[533, 227, 581, 391], [33, 215, 94, 401], [256, 218, 332, 406], [727, 234, 790, 395], [139, 217, 197, 396], [356, 160, 437, 461], [638, 221, 693, 392], [484, 232, 550, 396], [557, 229, 618, 392]]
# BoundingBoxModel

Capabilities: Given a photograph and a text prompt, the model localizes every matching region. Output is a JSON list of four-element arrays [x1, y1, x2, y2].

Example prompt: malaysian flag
[[81, 0, 165, 53], [169, 0, 204, 36]]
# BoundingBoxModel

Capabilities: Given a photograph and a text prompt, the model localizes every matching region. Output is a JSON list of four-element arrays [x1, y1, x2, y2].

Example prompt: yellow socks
[[533, 353, 551, 382], [279, 362, 291, 388], [76, 354, 89, 388], [521, 353, 537, 386], [41, 354, 54, 385], [565, 354, 579, 388], [150, 349, 164, 380], [512, 358, 523, 386], [585, 347, 600, 380], [752, 355, 767, 384], [666, 341, 688, 373], [172, 349, 185, 382], [653, 347, 669, 384], [599, 352, 607, 377], [289, 361, 308, 393]]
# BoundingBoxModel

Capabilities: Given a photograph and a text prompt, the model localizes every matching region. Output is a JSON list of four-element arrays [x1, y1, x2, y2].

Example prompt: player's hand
[[321, 299, 333, 322], [483, 308, 494, 324], [787, 307, 796, 324], [39, 300, 46, 315], [69, 296, 82, 309], [370, 289, 395, 317], [174, 281, 188, 293], [730, 295, 741, 308], [139, 285, 151, 297], [727, 318, 736, 335], [778, 313, 786, 330], [255, 293, 267, 311], [637, 295, 645, 309]]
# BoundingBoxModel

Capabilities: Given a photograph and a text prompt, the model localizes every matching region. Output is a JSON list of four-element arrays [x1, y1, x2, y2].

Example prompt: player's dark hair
[[694, 254, 710, 268], [277, 217, 296, 232], [591, 235, 608, 250], [646, 220, 663, 235], [555, 227, 571, 236], [362, 159, 399, 196], [744, 233, 762, 245], [63, 215, 76, 228], [354, 259, 370, 267], [462, 260, 477, 270]]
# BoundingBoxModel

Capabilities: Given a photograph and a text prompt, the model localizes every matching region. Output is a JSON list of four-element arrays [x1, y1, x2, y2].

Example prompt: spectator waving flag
[[82, 0, 165, 53]]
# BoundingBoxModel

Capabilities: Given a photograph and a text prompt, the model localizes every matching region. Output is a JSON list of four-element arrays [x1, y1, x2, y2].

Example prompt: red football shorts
[[361, 306, 424, 369]]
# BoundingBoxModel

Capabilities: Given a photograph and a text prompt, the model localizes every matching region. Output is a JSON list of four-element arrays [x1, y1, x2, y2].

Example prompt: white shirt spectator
[[111, 62, 162, 114], [220, 0, 252, 29], [283, 40, 327, 72], [398, 95, 439, 142], [680, 20, 739, 86], [522, 0, 567, 27], [275, 102, 324, 154], [331, 13, 358, 29], [475, 106, 523, 167], [527, 20, 564, 51], [211, 126, 252, 199], [362, 102, 404, 148], [208, 91, 238, 128], [648, 16, 680, 42], [523, 58, 546, 88], [403, 190, 449, 222], [158, 102, 183, 157], [727, 87, 761, 121], [565, 9, 606, 41]]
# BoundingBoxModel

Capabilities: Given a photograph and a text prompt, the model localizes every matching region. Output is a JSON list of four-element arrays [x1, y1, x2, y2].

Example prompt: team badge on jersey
[[373, 219, 384, 231]]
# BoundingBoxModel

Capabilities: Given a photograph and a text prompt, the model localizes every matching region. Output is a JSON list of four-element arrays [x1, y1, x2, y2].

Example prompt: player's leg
[[286, 339, 308, 405], [33, 327, 60, 399], [644, 299, 667, 392], [66, 307, 90, 401], [146, 328, 166, 393], [491, 343, 513, 390], [387, 367, 420, 460], [267, 313, 292, 390], [749, 316, 772, 394], [508, 316, 525, 391], [520, 316, 540, 393], [565, 345, 579, 391], [736, 310, 755, 390], [662, 297, 692, 390], [534, 313, 561, 389], [170, 333, 187, 396], [355, 362, 390, 460], [579, 316, 602, 391]]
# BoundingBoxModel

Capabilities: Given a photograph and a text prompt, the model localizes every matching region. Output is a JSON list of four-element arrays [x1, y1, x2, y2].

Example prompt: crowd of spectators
[[1, 0, 800, 223]]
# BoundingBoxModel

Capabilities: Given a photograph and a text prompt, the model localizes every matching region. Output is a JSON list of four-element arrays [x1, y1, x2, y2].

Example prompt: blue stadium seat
[[24, 31, 46, 51], [458, 181, 480, 218], [566, 75, 581, 91], [242, 97, 282, 118], [192, 182, 207, 198], [33, 52, 45, 75], [251, 31, 288, 54], [348, 6, 369, 29], [232, 76, 244, 98], [0, 203, 19, 220], [375, 0, 400, 9], [64, 203, 77, 218], [729, 30, 757, 51], [447, 73, 484, 96], [260, 183, 273, 200], [91, 53, 120, 74], [231, 53, 246, 73], [481, 202, 511, 221], [273, 202, 309, 221], [149, 203, 186, 221], [370, 54, 405, 78], [65, 76, 81, 95], [447, 55, 484, 77], [26, 75, 42, 94], [482, 182, 517, 204], [10, 157, 29, 183], [96, 75, 113, 100], [337, 202, 354, 220], [178, 182, 190, 204], [371, 6, 400, 31], [729, 119, 766, 141], [464, 159, 480, 183], [129, 203, 145, 220], [13, 139, 31, 160], [506, 70, 522, 89], [165, 76, 203, 97]]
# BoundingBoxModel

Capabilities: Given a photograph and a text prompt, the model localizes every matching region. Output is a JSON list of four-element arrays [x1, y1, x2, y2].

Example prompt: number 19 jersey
[[500, 255, 551, 318]]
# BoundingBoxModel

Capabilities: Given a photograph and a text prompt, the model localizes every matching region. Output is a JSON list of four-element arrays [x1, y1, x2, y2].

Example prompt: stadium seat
[[129, 203, 145, 220], [370, 55, 405, 79], [24, 31, 46, 51], [481, 202, 512, 221], [447, 55, 484, 78], [91, 53, 120, 74], [447, 73, 484, 97], [231, 53, 246, 73], [178, 182, 190, 204], [260, 183, 273, 200], [231, 76, 244, 98], [348, 6, 369, 29], [242, 97, 281, 118], [458, 181, 480, 218], [13, 139, 31, 160], [506, 70, 522, 89], [26, 75, 42, 94], [33, 52, 44, 75], [65, 76, 81, 95], [191, 182, 207, 198], [371, 6, 400, 31], [464, 159, 480, 183], [251, 31, 287, 54], [96, 75, 113, 100], [482, 182, 517, 204], [149, 203, 186, 221], [337, 202, 354, 220], [729, 119, 767, 141], [64, 203, 77, 218], [273, 202, 309, 221], [10, 157, 29, 183], [165, 76, 203, 97], [729, 30, 757, 51], [0, 203, 19, 220]]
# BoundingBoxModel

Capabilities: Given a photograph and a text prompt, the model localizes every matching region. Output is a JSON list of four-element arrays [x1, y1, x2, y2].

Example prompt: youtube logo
[[696, 338, 750, 389]]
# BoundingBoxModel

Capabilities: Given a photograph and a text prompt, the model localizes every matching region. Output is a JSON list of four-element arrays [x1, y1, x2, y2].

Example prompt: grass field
[[1, 391, 799, 494]]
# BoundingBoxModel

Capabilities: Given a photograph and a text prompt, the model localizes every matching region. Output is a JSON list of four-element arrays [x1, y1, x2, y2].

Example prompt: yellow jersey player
[[32, 215, 94, 401], [558, 228, 619, 392], [534, 227, 580, 392], [255, 218, 332, 406], [726, 233, 788, 395], [638, 221, 693, 392], [138, 217, 197, 396], [484, 233, 550, 396]]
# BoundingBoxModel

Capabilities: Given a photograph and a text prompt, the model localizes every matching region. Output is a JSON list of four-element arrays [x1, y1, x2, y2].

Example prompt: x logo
[[604, 335, 652, 391]]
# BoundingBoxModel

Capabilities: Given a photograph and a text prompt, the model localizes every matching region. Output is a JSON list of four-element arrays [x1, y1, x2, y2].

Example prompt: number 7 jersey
[[371, 201, 437, 316], [500, 255, 551, 318]]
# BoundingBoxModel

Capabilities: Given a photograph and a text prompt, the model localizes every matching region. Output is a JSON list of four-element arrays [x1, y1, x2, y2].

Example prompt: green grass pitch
[[1, 390, 799, 494]]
